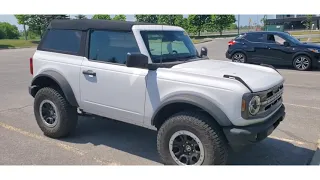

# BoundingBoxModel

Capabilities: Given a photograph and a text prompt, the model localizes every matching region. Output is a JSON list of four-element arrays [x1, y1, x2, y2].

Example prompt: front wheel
[[157, 110, 228, 165], [293, 55, 311, 71]]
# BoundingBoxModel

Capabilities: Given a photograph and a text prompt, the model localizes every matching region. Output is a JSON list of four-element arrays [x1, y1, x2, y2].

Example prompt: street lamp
[[238, 14, 240, 35]]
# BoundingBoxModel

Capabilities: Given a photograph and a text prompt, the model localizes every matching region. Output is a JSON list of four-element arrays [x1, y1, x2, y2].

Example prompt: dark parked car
[[226, 31, 320, 71]]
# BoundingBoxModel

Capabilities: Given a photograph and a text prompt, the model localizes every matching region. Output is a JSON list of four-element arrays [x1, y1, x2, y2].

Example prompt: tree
[[26, 15, 68, 38], [303, 15, 313, 30], [113, 15, 126, 21], [75, 14, 87, 19], [15, 15, 30, 40], [210, 15, 236, 35], [260, 15, 267, 30], [187, 15, 211, 36], [158, 15, 184, 26], [0, 22, 20, 39], [92, 14, 112, 20], [180, 18, 189, 32], [228, 23, 237, 30], [134, 15, 158, 23]]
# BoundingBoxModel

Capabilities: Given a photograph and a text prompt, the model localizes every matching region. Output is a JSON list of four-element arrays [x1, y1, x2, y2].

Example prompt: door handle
[[82, 70, 96, 76]]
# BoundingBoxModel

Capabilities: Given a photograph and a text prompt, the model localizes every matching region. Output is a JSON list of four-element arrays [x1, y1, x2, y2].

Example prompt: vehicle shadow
[[60, 116, 315, 165], [248, 63, 320, 72], [271, 64, 320, 72]]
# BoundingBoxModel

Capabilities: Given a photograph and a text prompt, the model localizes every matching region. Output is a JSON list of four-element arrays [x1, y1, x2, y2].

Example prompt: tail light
[[228, 40, 236, 46], [29, 57, 33, 75]]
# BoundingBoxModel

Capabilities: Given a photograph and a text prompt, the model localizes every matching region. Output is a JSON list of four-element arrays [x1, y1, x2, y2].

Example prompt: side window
[[40, 29, 82, 55], [244, 33, 264, 43], [88, 30, 140, 64], [267, 34, 286, 45]]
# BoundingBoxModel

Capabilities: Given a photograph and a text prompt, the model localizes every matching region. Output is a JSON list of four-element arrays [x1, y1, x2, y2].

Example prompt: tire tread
[[34, 87, 77, 138], [157, 110, 228, 165]]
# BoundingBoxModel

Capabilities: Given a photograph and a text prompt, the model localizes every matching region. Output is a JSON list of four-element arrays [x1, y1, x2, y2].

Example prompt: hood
[[299, 42, 320, 49], [171, 60, 284, 92]]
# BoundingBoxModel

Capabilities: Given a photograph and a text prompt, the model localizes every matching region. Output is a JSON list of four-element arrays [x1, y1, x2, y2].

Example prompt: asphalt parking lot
[[0, 39, 319, 165]]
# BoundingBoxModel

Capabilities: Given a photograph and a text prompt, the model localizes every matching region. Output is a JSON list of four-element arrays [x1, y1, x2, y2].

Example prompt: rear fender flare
[[31, 70, 78, 107]]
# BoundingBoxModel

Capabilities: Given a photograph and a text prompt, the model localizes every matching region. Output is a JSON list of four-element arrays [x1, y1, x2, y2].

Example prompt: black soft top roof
[[48, 19, 155, 31]]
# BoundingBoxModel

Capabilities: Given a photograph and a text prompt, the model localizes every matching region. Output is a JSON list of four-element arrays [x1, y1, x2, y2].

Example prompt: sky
[[0, 14, 276, 31]]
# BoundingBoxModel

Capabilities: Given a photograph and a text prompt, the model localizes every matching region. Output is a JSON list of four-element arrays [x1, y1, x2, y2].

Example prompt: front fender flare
[[151, 93, 232, 127]]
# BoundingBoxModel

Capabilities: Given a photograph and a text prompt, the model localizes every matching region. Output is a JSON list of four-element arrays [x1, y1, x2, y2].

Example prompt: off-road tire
[[157, 110, 229, 165], [34, 87, 78, 138]]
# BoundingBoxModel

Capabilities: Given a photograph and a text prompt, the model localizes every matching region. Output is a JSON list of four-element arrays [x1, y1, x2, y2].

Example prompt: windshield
[[140, 30, 199, 63], [281, 32, 301, 44]]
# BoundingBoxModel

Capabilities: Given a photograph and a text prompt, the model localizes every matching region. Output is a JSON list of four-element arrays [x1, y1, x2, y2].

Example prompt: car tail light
[[29, 57, 33, 75], [228, 40, 236, 46]]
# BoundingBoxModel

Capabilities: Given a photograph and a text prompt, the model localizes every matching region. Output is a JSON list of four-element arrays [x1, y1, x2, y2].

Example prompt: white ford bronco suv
[[28, 19, 286, 165]]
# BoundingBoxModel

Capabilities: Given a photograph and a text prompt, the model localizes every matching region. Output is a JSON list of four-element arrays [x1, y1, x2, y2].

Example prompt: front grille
[[259, 84, 284, 114]]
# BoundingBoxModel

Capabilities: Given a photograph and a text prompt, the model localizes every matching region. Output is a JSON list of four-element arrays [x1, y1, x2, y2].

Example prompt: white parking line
[[284, 103, 320, 111], [280, 71, 320, 76], [284, 83, 318, 89], [269, 136, 306, 145], [0, 122, 120, 165]]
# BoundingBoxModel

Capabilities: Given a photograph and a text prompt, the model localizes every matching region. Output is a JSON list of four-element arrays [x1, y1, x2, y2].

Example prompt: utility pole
[[238, 14, 240, 35]]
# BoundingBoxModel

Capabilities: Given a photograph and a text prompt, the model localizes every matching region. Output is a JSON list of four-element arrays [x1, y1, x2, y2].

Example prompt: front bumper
[[223, 104, 285, 151], [28, 85, 38, 97], [316, 59, 320, 69]]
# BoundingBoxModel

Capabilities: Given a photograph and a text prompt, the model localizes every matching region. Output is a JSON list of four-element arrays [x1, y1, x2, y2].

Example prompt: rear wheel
[[34, 87, 78, 138], [231, 52, 246, 63], [157, 110, 228, 165], [293, 55, 311, 71]]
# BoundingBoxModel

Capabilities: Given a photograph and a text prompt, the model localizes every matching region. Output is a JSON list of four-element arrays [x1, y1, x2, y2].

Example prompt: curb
[[309, 139, 320, 165], [193, 39, 213, 45], [0, 47, 37, 51]]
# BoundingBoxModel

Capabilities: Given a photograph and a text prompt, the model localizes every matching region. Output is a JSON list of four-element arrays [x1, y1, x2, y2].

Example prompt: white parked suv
[[28, 19, 286, 165]]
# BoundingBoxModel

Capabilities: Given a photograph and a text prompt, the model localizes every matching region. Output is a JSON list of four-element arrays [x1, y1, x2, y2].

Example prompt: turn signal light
[[241, 99, 246, 112]]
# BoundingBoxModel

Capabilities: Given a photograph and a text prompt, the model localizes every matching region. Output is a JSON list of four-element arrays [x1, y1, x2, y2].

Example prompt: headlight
[[248, 96, 261, 115], [308, 48, 320, 53]]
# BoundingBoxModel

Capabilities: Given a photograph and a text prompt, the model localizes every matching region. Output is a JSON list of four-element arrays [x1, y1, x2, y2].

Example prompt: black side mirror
[[126, 53, 148, 69], [283, 41, 290, 47], [200, 47, 208, 57]]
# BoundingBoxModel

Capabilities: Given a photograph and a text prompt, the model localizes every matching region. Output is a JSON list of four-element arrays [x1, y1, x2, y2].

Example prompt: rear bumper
[[223, 105, 285, 151], [225, 51, 231, 59]]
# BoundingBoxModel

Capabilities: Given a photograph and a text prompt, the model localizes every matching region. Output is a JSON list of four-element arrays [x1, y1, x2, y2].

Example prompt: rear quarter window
[[39, 29, 82, 55], [243, 33, 264, 43]]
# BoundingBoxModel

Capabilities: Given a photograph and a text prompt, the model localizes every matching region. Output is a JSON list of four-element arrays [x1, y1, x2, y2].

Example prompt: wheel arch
[[30, 70, 79, 107], [231, 49, 248, 58], [151, 93, 232, 129]]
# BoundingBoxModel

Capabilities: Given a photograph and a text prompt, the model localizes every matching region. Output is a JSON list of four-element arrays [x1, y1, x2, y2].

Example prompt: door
[[264, 33, 295, 66], [79, 30, 148, 124], [242, 33, 269, 63]]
